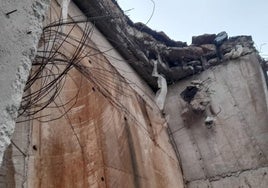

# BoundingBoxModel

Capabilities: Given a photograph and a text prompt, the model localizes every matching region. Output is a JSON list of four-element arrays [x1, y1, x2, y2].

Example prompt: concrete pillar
[[0, 0, 50, 164]]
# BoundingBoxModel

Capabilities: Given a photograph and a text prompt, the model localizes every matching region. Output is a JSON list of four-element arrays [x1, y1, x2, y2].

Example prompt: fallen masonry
[[0, 0, 267, 188]]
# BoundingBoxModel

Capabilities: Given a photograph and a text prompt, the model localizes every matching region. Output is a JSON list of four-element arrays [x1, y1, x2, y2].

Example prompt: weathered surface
[[0, 118, 30, 188], [67, 1, 156, 105], [0, 0, 50, 165], [165, 52, 268, 187], [26, 46, 183, 187], [192, 34, 216, 45], [1, 0, 267, 187], [21, 1, 184, 187], [73, 0, 257, 90], [188, 167, 268, 188]]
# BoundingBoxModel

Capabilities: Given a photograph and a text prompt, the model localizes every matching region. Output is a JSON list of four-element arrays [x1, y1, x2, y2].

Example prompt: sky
[[117, 0, 268, 59]]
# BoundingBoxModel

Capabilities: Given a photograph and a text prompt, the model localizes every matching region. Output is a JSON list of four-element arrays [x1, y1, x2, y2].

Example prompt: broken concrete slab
[[192, 34, 216, 45], [73, 0, 258, 90]]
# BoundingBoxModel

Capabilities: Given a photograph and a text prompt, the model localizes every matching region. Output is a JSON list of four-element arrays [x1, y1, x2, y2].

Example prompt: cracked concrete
[[0, 0, 50, 164], [1, 0, 267, 187], [165, 52, 268, 187], [74, 0, 256, 90], [188, 167, 268, 188], [6, 1, 184, 187]]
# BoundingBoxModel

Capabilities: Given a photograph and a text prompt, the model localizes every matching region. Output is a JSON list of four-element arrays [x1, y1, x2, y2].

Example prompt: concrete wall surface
[[0, 0, 50, 164], [4, 0, 268, 187], [0, 117, 30, 187], [165, 53, 268, 187], [67, 0, 156, 108], [5, 1, 184, 187]]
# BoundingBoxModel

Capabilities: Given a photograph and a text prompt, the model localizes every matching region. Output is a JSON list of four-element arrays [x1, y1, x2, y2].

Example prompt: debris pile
[[74, 0, 256, 90], [204, 116, 215, 129], [180, 80, 211, 113], [180, 79, 222, 129], [180, 86, 199, 103]]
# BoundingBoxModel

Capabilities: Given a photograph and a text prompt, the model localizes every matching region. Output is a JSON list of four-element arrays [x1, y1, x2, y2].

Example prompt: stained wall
[[165, 53, 268, 187], [22, 1, 185, 187]]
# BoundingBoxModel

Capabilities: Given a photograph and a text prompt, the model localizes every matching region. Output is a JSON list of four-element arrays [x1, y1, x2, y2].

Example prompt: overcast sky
[[117, 0, 268, 58]]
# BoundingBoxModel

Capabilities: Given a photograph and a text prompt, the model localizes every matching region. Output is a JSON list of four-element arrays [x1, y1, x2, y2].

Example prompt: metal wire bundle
[[16, 7, 156, 142], [17, 9, 136, 122], [17, 13, 97, 121]]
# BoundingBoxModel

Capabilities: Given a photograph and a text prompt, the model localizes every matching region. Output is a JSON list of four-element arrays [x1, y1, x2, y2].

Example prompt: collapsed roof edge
[[73, 0, 257, 90]]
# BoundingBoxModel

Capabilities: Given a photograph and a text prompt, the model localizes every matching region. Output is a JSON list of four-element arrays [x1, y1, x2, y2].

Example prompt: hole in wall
[[32, 145, 37, 151]]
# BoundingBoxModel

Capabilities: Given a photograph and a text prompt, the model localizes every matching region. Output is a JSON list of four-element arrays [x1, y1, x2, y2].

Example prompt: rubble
[[224, 45, 243, 60], [214, 31, 228, 46], [192, 34, 216, 45], [208, 58, 219, 66], [205, 116, 215, 129], [74, 0, 257, 90], [180, 79, 211, 113], [180, 86, 199, 103]]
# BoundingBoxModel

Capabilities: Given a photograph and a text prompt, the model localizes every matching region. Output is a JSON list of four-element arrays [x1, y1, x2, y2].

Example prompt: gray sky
[[118, 0, 268, 58]]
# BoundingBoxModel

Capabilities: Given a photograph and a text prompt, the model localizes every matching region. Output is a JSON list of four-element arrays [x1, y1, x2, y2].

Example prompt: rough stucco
[[165, 53, 268, 187], [0, 0, 50, 164], [0, 116, 30, 187]]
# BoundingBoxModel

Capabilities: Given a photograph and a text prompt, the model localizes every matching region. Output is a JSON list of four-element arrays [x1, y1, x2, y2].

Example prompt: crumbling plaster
[[73, 0, 257, 92], [0, 0, 50, 164], [1, 0, 268, 187], [165, 52, 268, 187]]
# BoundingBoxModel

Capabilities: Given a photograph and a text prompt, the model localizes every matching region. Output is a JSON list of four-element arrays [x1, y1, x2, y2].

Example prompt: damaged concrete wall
[[0, 118, 30, 187], [165, 51, 268, 187], [67, 1, 156, 106], [72, 0, 257, 93], [0, 0, 50, 165], [3, 0, 267, 188], [3, 1, 184, 187], [26, 70, 184, 187]]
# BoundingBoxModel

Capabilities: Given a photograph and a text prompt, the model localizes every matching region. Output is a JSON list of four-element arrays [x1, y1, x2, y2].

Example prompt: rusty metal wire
[[16, 9, 156, 141], [18, 13, 97, 121], [17, 12, 136, 121]]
